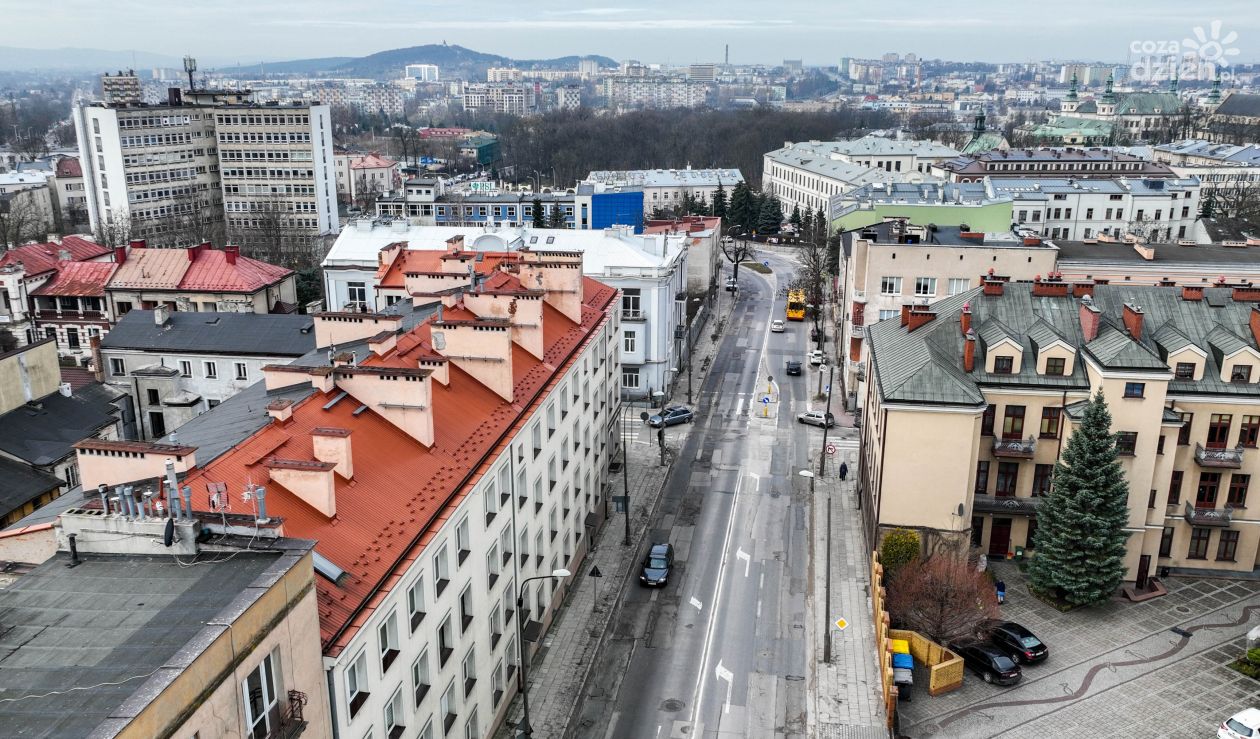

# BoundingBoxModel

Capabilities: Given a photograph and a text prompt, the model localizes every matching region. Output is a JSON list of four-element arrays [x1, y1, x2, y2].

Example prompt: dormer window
[[1232, 365, 1253, 384], [1175, 362, 1195, 380], [993, 356, 1014, 374], [1045, 357, 1065, 376]]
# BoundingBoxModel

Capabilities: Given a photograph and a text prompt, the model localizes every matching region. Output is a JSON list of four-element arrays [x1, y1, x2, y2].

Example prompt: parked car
[[1222, 709, 1260, 739], [648, 405, 693, 427], [725, 277, 738, 291], [639, 542, 674, 587], [771, 319, 785, 333], [797, 410, 835, 428], [786, 360, 802, 376], [989, 621, 1048, 665], [956, 644, 1022, 685], [809, 349, 825, 366]]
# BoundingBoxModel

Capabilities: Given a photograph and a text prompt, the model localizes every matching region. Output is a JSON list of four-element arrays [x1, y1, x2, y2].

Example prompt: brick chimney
[[1079, 300, 1101, 342], [982, 279, 1005, 297], [960, 301, 972, 335], [1250, 306, 1260, 348], [900, 304, 911, 327], [312, 427, 353, 479], [906, 305, 936, 332], [1233, 285, 1260, 302], [964, 329, 976, 372], [113, 246, 127, 264], [224, 245, 239, 265], [128, 239, 146, 250], [1032, 278, 1070, 297], [1122, 303, 1144, 341], [1072, 282, 1094, 298], [332, 366, 435, 445]]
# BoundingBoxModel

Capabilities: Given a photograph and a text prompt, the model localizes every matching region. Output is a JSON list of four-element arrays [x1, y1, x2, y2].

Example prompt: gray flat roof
[[1056, 240, 1260, 268], [101, 311, 315, 357]]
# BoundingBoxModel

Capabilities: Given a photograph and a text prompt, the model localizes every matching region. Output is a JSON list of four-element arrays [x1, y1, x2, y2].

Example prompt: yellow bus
[[786, 289, 806, 321]]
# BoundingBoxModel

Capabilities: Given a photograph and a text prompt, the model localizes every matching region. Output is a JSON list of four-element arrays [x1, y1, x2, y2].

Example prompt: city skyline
[[7, 0, 1259, 68]]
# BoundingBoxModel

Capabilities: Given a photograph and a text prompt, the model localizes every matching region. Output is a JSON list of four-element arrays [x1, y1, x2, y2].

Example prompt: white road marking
[[654, 724, 660, 739], [736, 547, 751, 576], [690, 473, 743, 728], [690, 596, 704, 611], [756, 598, 762, 618], [759, 572, 765, 589], [604, 712, 622, 739], [734, 397, 745, 416], [715, 661, 734, 714]]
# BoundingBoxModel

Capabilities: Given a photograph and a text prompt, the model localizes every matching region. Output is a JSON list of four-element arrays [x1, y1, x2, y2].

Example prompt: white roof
[[585, 168, 743, 188], [0, 171, 48, 187], [322, 221, 685, 275]]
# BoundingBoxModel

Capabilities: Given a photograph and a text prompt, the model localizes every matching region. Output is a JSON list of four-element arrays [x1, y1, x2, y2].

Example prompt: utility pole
[[819, 364, 834, 477], [622, 404, 631, 546], [658, 427, 666, 467]]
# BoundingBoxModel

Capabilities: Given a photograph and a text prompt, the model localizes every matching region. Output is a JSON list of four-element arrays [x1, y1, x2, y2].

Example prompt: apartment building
[[462, 83, 538, 115], [763, 136, 957, 218], [405, 64, 441, 82], [601, 78, 710, 110], [73, 88, 338, 250], [376, 181, 644, 231], [0, 236, 113, 347], [1152, 139, 1260, 206], [585, 168, 743, 216], [51, 156, 87, 227], [931, 147, 1175, 182], [861, 279, 1260, 583], [78, 252, 621, 738]]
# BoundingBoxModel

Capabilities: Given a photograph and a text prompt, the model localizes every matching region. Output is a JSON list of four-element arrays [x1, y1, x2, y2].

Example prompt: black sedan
[[990, 621, 1048, 665], [648, 406, 694, 427], [957, 644, 1022, 685], [786, 360, 802, 376]]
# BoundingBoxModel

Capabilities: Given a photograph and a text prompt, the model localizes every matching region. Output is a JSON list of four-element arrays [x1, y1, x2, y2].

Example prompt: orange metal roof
[[30, 261, 116, 297], [0, 238, 110, 277], [107, 248, 190, 290], [183, 275, 617, 655], [376, 249, 517, 290], [179, 249, 293, 292]]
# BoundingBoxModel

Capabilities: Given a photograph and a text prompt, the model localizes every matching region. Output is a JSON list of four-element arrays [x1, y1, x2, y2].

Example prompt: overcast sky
[[13, 0, 1260, 66]]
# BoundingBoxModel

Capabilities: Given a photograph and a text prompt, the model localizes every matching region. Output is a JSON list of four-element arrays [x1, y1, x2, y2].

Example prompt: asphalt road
[[575, 251, 825, 739]]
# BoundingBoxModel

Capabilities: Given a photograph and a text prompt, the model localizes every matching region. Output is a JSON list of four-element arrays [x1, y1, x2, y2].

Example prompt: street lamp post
[[819, 364, 835, 477], [652, 390, 666, 466], [515, 568, 572, 737]]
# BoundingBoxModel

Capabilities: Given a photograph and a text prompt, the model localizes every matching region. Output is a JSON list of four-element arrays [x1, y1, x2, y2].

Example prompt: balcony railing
[[1183, 500, 1233, 527], [37, 310, 104, 321], [621, 308, 645, 321], [265, 690, 308, 739], [992, 436, 1036, 459], [973, 493, 1042, 515], [1195, 443, 1244, 468]]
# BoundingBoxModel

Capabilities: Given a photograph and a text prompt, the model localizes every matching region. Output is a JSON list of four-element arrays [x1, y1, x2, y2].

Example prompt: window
[[438, 615, 455, 666], [993, 356, 1013, 374], [456, 517, 471, 565], [622, 368, 640, 389], [878, 309, 898, 321], [974, 461, 989, 494], [463, 710, 480, 739], [346, 650, 369, 718], [1178, 412, 1193, 445], [110, 357, 126, 376], [1158, 434, 1166, 454], [243, 650, 281, 739], [1174, 362, 1195, 380], [347, 281, 367, 307], [1197, 472, 1221, 506], [1039, 407, 1061, 438], [1044, 357, 1065, 376], [486, 545, 500, 588], [623, 330, 637, 353], [407, 577, 426, 631], [880, 276, 902, 296], [531, 422, 542, 456], [1159, 526, 1174, 557], [947, 278, 970, 296], [1208, 414, 1233, 448], [1241, 416, 1260, 448], [412, 650, 431, 705], [1115, 432, 1137, 456], [1032, 464, 1053, 496], [205, 360, 218, 379], [462, 647, 477, 696], [65, 328, 80, 349], [1169, 470, 1183, 505], [378, 611, 400, 671], [1001, 405, 1025, 439], [384, 686, 405, 739], [1122, 382, 1145, 398], [440, 681, 457, 734], [1232, 365, 1253, 383], [492, 659, 506, 705], [1228, 474, 1250, 507], [147, 388, 160, 406], [1217, 530, 1240, 562], [235, 362, 248, 381], [621, 288, 641, 317], [489, 594, 504, 648], [981, 405, 995, 436], [484, 480, 499, 524], [1187, 527, 1211, 559], [179, 360, 192, 377], [995, 462, 1019, 497], [416, 541, 445, 598], [460, 584, 474, 632], [913, 277, 936, 297]]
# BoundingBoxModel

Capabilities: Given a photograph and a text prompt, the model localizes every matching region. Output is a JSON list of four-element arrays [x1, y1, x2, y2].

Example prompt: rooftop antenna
[[183, 56, 197, 92]]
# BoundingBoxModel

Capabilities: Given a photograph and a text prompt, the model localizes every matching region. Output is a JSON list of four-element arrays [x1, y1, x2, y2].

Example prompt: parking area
[[899, 562, 1260, 737]]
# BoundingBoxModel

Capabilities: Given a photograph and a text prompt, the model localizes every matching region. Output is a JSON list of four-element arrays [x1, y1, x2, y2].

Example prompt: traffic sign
[[589, 565, 603, 578], [826, 443, 837, 456], [762, 397, 770, 404], [763, 260, 770, 268], [824, 385, 831, 393], [835, 617, 849, 630]]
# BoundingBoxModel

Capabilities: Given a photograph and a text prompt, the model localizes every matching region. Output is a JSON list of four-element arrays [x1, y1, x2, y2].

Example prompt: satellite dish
[[163, 518, 175, 547]]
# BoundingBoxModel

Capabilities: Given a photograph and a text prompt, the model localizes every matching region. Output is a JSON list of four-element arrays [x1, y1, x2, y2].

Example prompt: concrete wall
[[0, 338, 61, 413]]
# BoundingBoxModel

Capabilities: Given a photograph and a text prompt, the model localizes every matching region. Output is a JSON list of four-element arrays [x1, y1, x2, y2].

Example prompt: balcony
[[621, 308, 646, 321], [1183, 501, 1233, 527], [1195, 443, 1244, 469], [992, 436, 1036, 459], [265, 690, 308, 739], [37, 309, 104, 321], [973, 494, 1042, 515], [851, 323, 865, 338]]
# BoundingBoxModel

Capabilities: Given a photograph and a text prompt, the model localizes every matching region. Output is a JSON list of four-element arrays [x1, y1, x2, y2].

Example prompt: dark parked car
[[648, 405, 694, 427], [989, 621, 1048, 665], [786, 360, 802, 376], [639, 542, 674, 587], [957, 643, 1022, 685]]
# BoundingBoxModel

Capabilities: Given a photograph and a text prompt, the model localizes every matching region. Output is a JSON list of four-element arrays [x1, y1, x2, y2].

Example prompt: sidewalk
[[495, 303, 726, 738]]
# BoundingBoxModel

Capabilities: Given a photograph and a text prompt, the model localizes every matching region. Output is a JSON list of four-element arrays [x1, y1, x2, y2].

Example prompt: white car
[[770, 319, 785, 333], [809, 349, 825, 365], [1221, 709, 1260, 739]]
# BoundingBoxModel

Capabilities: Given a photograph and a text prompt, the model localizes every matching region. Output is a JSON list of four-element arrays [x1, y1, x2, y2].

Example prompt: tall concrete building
[[73, 86, 338, 252]]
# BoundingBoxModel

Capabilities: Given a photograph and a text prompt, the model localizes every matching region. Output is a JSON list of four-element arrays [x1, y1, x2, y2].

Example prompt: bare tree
[[13, 133, 48, 162], [353, 174, 385, 213], [719, 235, 756, 281], [886, 555, 1000, 647], [93, 213, 134, 248], [228, 196, 321, 270], [0, 191, 51, 248]]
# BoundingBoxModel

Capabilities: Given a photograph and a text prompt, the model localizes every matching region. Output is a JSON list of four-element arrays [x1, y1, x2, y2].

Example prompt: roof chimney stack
[[1122, 303, 1144, 341], [153, 305, 171, 327], [960, 301, 972, 336], [1079, 299, 1101, 342], [224, 245, 239, 265], [964, 329, 976, 372], [312, 427, 354, 479]]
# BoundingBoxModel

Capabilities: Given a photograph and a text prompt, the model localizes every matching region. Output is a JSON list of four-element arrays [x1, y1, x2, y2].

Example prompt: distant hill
[[213, 44, 617, 79]]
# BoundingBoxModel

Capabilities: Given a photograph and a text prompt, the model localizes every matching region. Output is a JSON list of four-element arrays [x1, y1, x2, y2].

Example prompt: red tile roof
[[55, 157, 82, 178], [0, 238, 110, 277], [30, 261, 116, 297], [183, 274, 617, 655]]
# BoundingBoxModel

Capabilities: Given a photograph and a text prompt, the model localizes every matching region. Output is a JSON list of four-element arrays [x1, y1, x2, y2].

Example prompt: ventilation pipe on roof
[[164, 460, 181, 519], [181, 485, 193, 521], [254, 485, 270, 524], [98, 484, 109, 515]]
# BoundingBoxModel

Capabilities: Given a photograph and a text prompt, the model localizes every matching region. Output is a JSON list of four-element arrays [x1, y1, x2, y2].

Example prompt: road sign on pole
[[826, 443, 837, 456], [835, 617, 849, 630]]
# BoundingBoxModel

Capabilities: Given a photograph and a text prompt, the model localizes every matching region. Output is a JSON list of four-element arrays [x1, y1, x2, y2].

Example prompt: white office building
[[584, 168, 744, 215]]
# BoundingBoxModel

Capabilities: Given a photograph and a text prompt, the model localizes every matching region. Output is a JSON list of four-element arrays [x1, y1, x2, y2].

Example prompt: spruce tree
[[800, 209, 814, 241], [728, 182, 753, 230], [549, 203, 568, 229], [712, 181, 728, 219], [757, 195, 783, 234], [814, 207, 828, 244], [1028, 391, 1131, 606], [531, 198, 547, 229], [789, 204, 802, 229]]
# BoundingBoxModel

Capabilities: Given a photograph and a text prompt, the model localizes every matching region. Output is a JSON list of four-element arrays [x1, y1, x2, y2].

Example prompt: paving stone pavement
[[899, 561, 1260, 738], [494, 311, 725, 739]]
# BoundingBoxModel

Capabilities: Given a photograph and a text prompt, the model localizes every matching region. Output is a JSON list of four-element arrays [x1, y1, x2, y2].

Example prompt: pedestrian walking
[[995, 579, 1006, 605], [839, 462, 848, 481]]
